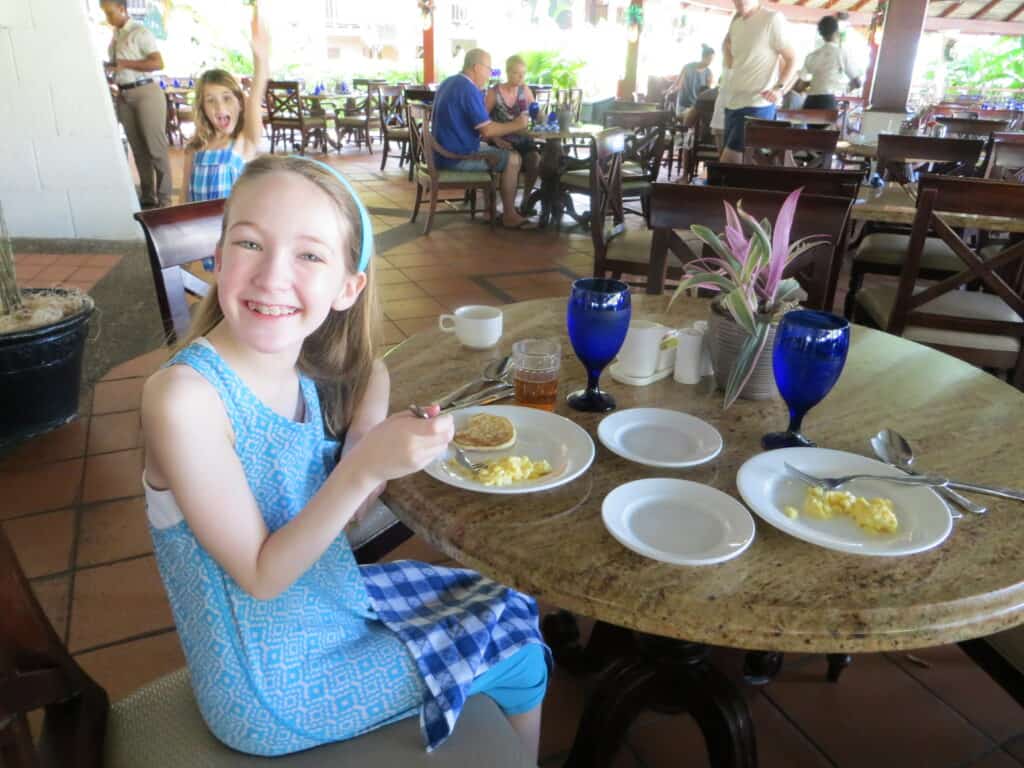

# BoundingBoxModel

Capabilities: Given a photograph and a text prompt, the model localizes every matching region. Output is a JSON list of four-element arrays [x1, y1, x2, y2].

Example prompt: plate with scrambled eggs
[[737, 448, 953, 557], [424, 405, 595, 494]]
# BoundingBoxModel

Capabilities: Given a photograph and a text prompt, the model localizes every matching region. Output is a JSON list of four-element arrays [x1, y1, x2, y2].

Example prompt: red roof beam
[[1007, 3, 1024, 20], [939, 0, 962, 17], [970, 0, 1003, 17], [849, 0, 876, 10]]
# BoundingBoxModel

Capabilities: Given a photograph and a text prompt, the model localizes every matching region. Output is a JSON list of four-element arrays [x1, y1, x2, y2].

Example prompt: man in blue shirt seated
[[433, 48, 532, 228]]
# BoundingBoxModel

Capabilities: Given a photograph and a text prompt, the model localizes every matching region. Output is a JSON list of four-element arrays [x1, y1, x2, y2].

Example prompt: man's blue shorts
[[447, 143, 510, 173], [723, 105, 777, 152]]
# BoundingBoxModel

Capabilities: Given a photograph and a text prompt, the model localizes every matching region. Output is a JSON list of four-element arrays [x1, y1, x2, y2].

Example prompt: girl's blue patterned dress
[[188, 141, 246, 202], [148, 341, 547, 756]]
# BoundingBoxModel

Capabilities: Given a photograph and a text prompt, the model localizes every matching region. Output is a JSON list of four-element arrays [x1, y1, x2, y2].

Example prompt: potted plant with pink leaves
[[669, 188, 828, 408]]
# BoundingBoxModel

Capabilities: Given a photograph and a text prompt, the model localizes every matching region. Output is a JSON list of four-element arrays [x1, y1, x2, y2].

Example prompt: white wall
[[0, 0, 140, 240]]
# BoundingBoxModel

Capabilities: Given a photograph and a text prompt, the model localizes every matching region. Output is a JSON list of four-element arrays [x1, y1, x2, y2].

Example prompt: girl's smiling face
[[202, 83, 242, 137], [214, 171, 366, 357]]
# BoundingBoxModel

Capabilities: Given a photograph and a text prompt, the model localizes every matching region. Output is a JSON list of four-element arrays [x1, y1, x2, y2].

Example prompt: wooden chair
[[335, 91, 379, 153], [875, 134, 985, 182], [0, 526, 536, 768], [403, 86, 435, 105], [265, 81, 329, 154], [742, 124, 839, 169], [853, 174, 1024, 387], [555, 87, 583, 123], [376, 85, 409, 172], [646, 183, 854, 311], [987, 140, 1024, 182], [131, 201, 415, 561], [844, 134, 988, 316], [530, 86, 553, 117], [681, 96, 718, 182], [407, 102, 497, 236]]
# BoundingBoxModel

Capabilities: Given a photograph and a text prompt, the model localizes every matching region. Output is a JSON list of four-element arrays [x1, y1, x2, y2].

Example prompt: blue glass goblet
[[566, 278, 631, 412], [762, 310, 850, 450]]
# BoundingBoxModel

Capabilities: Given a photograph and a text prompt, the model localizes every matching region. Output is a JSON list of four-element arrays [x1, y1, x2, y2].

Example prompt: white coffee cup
[[439, 305, 503, 349], [617, 320, 670, 378]]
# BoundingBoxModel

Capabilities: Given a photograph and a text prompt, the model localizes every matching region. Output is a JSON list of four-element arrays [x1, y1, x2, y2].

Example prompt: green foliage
[[947, 36, 1024, 92], [518, 50, 585, 90], [217, 47, 254, 76]]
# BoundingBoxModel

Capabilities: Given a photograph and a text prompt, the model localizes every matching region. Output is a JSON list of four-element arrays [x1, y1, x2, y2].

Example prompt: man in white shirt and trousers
[[720, 0, 798, 163], [101, 0, 172, 208], [798, 15, 864, 111]]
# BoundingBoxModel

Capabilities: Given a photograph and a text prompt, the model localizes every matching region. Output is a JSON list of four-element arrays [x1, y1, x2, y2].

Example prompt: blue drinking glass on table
[[528, 101, 540, 127], [762, 310, 850, 450], [566, 278, 631, 412]]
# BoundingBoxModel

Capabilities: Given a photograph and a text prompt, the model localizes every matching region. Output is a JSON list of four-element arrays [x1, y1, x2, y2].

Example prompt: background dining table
[[383, 294, 1024, 767], [852, 180, 1024, 231], [522, 122, 604, 229]]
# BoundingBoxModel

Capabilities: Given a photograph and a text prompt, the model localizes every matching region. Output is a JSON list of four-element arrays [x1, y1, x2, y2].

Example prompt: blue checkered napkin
[[360, 561, 548, 751]]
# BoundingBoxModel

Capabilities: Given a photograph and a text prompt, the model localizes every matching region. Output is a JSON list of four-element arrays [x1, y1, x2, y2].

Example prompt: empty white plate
[[602, 478, 756, 566], [598, 408, 723, 468], [736, 447, 953, 557]]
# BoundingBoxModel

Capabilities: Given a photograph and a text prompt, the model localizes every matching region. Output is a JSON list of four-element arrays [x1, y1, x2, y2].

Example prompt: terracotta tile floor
[[5, 148, 1023, 766]]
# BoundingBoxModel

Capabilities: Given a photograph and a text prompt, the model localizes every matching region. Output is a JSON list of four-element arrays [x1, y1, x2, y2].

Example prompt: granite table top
[[382, 295, 1024, 653], [852, 181, 1024, 232]]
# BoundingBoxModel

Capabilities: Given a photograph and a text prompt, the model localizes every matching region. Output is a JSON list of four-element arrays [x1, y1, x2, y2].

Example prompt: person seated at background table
[[794, 15, 862, 111], [433, 48, 534, 229], [485, 55, 541, 211], [666, 44, 716, 129]]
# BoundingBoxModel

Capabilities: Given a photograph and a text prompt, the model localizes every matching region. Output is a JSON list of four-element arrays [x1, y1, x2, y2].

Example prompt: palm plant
[[669, 189, 828, 408]]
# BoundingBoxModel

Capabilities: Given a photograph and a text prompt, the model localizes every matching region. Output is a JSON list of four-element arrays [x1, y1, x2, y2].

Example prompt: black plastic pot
[[0, 290, 94, 447]]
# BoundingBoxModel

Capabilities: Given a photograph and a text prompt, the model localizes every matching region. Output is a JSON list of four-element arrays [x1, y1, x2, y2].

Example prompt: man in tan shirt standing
[[101, 0, 172, 208]]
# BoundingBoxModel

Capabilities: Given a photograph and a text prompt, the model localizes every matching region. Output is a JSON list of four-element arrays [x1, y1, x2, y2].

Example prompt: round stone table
[[382, 295, 1024, 766]]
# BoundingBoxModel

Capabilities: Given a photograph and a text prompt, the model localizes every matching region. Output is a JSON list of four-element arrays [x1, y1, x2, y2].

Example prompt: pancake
[[453, 413, 517, 451]]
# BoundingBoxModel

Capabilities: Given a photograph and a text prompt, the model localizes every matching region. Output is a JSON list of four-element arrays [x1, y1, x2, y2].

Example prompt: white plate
[[597, 408, 723, 468], [736, 447, 953, 557], [602, 479, 755, 566], [424, 405, 595, 495]]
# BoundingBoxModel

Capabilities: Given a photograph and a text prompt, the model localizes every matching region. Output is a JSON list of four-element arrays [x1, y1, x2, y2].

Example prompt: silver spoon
[[871, 429, 985, 516], [436, 355, 513, 409]]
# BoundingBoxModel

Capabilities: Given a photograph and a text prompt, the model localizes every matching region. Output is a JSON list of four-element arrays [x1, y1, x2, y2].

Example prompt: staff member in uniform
[[101, 0, 172, 208]]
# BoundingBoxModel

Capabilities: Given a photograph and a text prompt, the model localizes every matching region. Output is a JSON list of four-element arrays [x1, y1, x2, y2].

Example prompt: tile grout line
[[71, 625, 177, 658], [63, 409, 93, 647], [759, 683, 841, 768]]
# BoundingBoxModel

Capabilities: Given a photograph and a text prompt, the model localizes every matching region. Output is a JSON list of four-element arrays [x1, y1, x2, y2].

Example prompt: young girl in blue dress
[[140, 154, 548, 759], [182, 5, 269, 204]]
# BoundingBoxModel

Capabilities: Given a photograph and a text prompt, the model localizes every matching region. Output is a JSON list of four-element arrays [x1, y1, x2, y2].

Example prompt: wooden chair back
[[742, 124, 838, 168], [403, 86, 435, 104], [588, 129, 628, 270], [647, 182, 854, 309], [265, 80, 303, 123], [353, 78, 386, 92], [888, 174, 1024, 385], [705, 162, 862, 199], [133, 200, 224, 344], [876, 134, 985, 181], [935, 117, 1011, 139], [407, 101, 433, 172], [376, 85, 405, 130], [776, 108, 841, 128], [555, 88, 584, 122], [531, 86, 553, 115], [0, 525, 108, 768]]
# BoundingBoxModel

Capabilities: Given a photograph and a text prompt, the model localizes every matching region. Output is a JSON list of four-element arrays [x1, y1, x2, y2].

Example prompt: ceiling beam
[[849, 0, 876, 11], [970, 0, 1003, 17], [680, 0, 1024, 34], [822, 0, 842, 7], [939, 0, 962, 17]]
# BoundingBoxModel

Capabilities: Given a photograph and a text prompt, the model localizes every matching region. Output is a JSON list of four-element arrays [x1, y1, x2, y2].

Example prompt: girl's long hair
[[187, 69, 246, 152], [176, 155, 381, 438]]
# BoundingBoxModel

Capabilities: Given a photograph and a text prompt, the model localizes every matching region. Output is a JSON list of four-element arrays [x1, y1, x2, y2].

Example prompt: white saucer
[[597, 408, 723, 468], [602, 478, 755, 566], [608, 361, 673, 386]]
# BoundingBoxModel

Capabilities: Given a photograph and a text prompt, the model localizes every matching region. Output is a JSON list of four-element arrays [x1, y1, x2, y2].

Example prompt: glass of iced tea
[[511, 339, 561, 411]]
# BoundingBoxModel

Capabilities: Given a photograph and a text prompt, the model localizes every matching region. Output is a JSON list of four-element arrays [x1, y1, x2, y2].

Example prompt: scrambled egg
[[784, 486, 899, 534], [450, 455, 553, 487]]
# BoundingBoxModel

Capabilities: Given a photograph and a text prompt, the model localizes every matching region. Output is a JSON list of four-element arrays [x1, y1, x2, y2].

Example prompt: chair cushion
[[854, 233, 963, 272], [416, 163, 493, 184], [606, 229, 654, 264], [386, 127, 411, 140], [336, 116, 381, 127], [559, 168, 589, 190], [856, 283, 1023, 353], [105, 668, 534, 768]]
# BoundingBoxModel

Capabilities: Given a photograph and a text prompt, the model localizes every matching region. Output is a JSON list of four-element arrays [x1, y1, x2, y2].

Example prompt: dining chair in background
[[0, 526, 535, 768], [875, 134, 985, 182], [986, 136, 1024, 182], [742, 124, 839, 169], [376, 85, 410, 172], [335, 90, 379, 153], [406, 102, 497, 236], [265, 81, 329, 154], [646, 182, 854, 311], [852, 174, 1024, 388], [680, 96, 718, 182], [599, 110, 670, 220], [776, 107, 843, 132]]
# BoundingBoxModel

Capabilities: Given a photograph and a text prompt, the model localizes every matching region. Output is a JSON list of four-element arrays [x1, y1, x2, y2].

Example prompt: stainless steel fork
[[784, 462, 947, 491]]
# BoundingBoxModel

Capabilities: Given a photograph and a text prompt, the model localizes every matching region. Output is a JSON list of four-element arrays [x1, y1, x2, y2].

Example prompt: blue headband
[[288, 156, 373, 273]]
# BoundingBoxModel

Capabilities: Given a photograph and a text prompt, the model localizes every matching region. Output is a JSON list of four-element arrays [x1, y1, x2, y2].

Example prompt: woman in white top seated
[[797, 16, 863, 111]]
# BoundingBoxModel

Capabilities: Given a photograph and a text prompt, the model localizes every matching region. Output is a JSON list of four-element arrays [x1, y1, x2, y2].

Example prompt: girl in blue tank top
[[141, 155, 548, 759], [183, 5, 269, 205]]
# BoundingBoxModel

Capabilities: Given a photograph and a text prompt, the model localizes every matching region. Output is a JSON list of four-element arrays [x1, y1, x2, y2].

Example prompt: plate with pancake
[[424, 405, 595, 494]]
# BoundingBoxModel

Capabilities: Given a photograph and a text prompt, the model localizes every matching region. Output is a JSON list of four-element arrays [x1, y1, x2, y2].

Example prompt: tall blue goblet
[[566, 278, 631, 412], [762, 310, 850, 450]]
